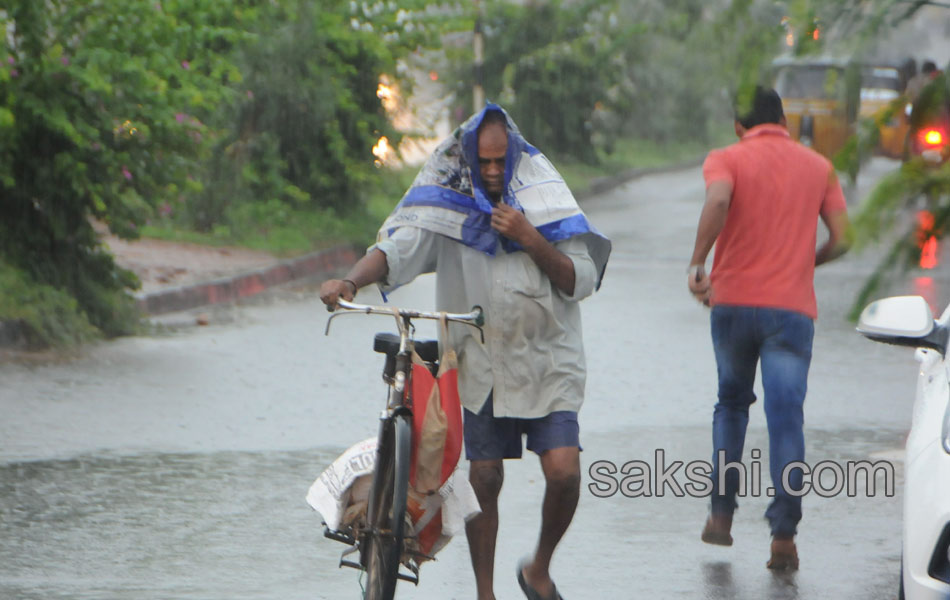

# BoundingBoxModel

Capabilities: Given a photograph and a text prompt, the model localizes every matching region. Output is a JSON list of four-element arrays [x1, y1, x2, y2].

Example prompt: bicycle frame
[[323, 299, 483, 599]]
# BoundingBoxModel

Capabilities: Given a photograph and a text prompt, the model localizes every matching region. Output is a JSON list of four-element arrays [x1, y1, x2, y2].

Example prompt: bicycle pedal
[[323, 527, 356, 546], [339, 559, 362, 571], [396, 570, 419, 585]]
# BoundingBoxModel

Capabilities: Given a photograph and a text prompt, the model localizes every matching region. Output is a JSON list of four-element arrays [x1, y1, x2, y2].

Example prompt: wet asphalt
[[0, 158, 940, 599]]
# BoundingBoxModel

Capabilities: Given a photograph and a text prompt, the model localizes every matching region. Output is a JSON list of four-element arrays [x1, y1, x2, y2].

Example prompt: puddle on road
[[0, 425, 908, 600], [0, 449, 355, 600]]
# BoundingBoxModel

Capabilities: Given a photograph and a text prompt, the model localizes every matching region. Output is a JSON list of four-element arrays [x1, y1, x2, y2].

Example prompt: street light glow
[[377, 77, 398, 114], [373, 135, 393, 166]]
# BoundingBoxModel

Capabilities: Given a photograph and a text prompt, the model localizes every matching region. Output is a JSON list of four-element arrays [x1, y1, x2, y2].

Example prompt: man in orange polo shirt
[[686, 86, 851, 570]]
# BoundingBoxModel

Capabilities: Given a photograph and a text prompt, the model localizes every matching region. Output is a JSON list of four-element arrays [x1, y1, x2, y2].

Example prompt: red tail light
[[920, 236, 938, 269], [918, 210, 940, 269], [920, 128, 946, 148]]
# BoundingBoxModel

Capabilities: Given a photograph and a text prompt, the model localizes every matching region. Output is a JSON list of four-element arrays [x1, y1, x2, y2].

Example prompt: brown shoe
[[767, 536, 799, 570], [701, 513, 733, 546]]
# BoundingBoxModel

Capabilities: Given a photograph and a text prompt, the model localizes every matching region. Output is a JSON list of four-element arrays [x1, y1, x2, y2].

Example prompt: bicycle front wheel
[[363, 413, 410, 600]]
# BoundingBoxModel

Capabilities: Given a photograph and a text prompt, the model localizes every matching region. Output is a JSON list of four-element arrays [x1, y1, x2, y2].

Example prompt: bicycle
[[322, 299, 484, 600]]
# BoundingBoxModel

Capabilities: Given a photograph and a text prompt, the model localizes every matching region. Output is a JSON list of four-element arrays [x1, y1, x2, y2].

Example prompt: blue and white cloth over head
[[377, 103, 611, 288]]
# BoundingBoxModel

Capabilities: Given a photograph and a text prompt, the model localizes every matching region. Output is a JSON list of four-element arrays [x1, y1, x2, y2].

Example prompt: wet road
[[1, 158, 940, 599]]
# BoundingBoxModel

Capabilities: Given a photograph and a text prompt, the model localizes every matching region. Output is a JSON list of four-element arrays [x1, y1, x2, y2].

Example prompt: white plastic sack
[[307, 437, 377, 531], [306, 437, 480, 555]]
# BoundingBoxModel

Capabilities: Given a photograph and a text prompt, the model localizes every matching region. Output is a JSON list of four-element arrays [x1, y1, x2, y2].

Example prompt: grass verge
[[140, 168, 417, 257]]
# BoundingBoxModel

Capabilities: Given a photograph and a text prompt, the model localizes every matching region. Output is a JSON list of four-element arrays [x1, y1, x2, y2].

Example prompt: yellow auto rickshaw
[[772, 56, 859, 161], [859, 63, 912, 159]]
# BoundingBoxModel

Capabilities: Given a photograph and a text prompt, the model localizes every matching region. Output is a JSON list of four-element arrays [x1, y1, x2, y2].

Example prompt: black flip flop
[[517, 559, 564, 600]]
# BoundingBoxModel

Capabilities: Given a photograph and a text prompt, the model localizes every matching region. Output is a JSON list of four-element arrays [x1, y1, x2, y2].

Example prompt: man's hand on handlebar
[[320, 279, 357, 310], [319, 249, 389, 310]]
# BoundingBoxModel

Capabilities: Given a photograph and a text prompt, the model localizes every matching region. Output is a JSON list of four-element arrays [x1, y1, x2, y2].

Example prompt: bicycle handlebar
[[324, 299, 485, 338]]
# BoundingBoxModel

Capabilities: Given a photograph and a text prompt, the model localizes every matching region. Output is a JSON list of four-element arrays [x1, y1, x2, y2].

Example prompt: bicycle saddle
[[373, 333, 440, 363]]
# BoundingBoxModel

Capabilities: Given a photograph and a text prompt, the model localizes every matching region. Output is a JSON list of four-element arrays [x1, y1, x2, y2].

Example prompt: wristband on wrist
[[342, 279, 358, 294]]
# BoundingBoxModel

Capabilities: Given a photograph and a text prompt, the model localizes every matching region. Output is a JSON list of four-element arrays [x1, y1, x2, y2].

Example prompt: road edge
[[136, 244, 361, 316]]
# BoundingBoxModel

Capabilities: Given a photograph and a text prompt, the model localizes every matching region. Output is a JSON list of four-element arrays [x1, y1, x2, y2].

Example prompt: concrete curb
[[136, 243, 362, 316]]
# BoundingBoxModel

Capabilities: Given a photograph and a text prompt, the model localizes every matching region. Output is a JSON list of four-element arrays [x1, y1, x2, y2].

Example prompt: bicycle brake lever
[[324, 311, 343, 335]]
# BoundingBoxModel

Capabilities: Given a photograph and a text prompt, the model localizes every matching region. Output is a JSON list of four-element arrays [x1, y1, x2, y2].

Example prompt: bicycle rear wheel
[[363, 413, 410, 600]]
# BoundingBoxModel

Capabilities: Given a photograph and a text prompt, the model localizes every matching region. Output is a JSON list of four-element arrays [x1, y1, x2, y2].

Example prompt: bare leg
[[521, 446, 580, 598], [466, 459, 504, 600]]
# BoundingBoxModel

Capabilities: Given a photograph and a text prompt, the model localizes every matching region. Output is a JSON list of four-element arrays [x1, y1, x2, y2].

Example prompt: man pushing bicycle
[[320, 104, 610, 600]]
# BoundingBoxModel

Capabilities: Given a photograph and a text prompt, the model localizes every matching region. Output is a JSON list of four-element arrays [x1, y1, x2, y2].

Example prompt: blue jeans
[[709, 305, 814, 537]]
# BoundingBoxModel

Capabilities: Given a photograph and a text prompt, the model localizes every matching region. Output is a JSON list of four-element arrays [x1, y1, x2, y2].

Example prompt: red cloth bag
[[405, 317, 463, 556], [407, 317, 463, 493]]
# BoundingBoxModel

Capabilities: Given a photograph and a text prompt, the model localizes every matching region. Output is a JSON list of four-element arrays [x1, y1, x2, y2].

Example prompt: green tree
[[443, 0, 642, 164], [173, 0, 458, 243], [440, 0, 762, 164], [182, 2, 400, 231], [0, 0, 245, 341], [499, 1, 644, 163], [0, 0, 453, 346]]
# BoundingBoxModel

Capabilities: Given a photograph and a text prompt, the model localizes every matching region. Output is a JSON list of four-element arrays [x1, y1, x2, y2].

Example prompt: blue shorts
[[463, 393, 580, 460]]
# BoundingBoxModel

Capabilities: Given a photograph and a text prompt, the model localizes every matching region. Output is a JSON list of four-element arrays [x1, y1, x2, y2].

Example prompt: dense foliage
[[0, 0, 249, 341], [175, 2, 440, 236], [439, 0, 782, 164], [0, 0, 451, 346]]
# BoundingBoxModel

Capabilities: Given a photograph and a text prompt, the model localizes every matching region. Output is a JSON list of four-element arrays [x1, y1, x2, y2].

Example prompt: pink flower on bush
[[61, 56, 70, 66], [175, 113, 186, 123], [159, 202, 173, 217], [181, 60, 190, 70], [10, 69, 18, 78], [6, 57, 14, 65], [246, 90, 254, 99], [122, 166, 133, 181]]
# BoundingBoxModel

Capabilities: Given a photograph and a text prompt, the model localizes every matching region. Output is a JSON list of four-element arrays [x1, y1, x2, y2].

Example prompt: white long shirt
[[373, 226, 596, 418]]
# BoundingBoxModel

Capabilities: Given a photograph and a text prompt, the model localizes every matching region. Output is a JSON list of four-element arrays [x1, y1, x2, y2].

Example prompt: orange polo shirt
[[702, 124, 847, 319]]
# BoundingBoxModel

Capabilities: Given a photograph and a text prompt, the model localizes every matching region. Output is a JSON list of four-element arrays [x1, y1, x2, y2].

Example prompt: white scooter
[[857, 295, 950, 600]]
